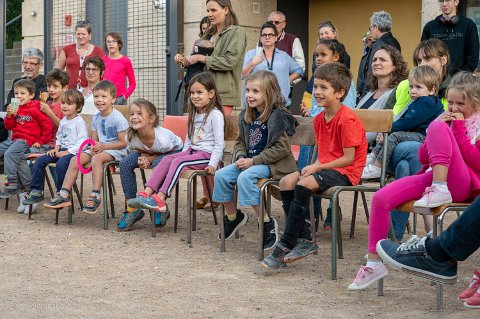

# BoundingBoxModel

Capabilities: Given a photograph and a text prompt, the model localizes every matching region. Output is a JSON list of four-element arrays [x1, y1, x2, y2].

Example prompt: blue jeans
[[30, 150, 75, 192], [439, 196, 480, 261], [213, 163, 271, 207], [298, 145, 321, 220], [388, 141, 422, 240]]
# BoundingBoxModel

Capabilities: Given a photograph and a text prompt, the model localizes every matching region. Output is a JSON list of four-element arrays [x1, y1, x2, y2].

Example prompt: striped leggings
[[145, 148, 213, 197]]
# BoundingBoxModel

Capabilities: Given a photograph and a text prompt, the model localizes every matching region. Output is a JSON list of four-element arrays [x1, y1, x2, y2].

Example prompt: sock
[[91, 190, 101, 199], [432, 182, 448, 192], [263, 214, 270, 223], [60, 188, 70, 198], [293, 185, 312, 207], [280, 190, 295, 217], [425, 237, 453, 263], [227, 211, 237, 221], [366, 259, 383, 269]]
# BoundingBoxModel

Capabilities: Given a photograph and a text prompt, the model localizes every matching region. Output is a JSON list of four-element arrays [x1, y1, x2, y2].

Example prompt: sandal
[[195, 196, 210, 209]]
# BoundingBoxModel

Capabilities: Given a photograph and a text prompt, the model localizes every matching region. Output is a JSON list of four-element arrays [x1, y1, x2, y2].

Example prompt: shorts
[[312, 169, 351, 193]]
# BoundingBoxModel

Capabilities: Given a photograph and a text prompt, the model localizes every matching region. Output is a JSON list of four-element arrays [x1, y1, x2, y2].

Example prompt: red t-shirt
[[48, 101, 65, 147], [63, 43, 104, 89], [313, 105, 368, 185]]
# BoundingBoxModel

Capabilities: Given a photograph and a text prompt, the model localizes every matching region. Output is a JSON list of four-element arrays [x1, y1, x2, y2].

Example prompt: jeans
[[0, 138, 29, 185], [388, 141, 422, 240], [30, 150, 75, 192], [298, 145, 321, 220], [440, 195, 480, 261], [213, 163, 271, 207]]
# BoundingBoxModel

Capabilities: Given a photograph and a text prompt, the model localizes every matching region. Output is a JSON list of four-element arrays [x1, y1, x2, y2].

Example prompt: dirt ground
[[0, 174, 478, 319]]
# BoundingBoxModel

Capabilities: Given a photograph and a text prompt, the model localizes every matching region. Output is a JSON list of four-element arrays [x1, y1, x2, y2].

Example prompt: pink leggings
[[368, 121, 473, 252]]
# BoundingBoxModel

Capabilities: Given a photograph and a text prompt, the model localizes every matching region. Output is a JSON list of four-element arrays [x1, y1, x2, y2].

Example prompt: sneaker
[[362, 163, 382, 179], [127, 192, 167, 212], [348, 263, 389, 290], [24, 202, 39, 215], [261, 242, 291, 269], [219, 210, 248, 240], [263, 217, 279, 251], [376, 239, 457, 283], [0, 183, 19, 199], [396, 235, 428, 256], [44, 193, 71, 209], [464, 289, 480, 309], [366, 152, 377, 166], [154, 210, 171, 228], [17, 192, 28, 213], [413, 185, 452, 208], [23, 190, 44, 205], [324, 207, 332, 230], [283, 238, 319, 263], [82, 195, 101, 214], [117, 209, 145, 232], [458, 269, 480, 301]]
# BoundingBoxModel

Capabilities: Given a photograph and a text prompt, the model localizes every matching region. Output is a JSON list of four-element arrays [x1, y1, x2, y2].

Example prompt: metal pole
[[0, 0, 6, 109], [43, 0, 52, 73], [166, 0, 182, 115]]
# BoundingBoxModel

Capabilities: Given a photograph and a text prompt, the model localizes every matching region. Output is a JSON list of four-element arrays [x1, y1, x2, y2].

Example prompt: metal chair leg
[[187, 174, 193, 245], [192, 176, 197, 231], [107, 167, 115, 218], [220, 204, 226, 252], [174, 183, 179, 233], [102, 164, 109, 230], [258, 183, 267, 261], [350, 191, 358, 238], [149, 209, 156, 237], [361, 191, 369, 223], [205, 176, 218, 225], [55, 208, 60, 225]]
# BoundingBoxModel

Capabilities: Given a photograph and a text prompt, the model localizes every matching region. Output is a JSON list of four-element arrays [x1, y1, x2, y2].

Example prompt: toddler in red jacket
[[0, 79, 53, 198]]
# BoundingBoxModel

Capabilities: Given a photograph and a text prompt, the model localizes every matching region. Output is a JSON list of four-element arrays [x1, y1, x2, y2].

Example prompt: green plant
[[6, 0, 22, 49]]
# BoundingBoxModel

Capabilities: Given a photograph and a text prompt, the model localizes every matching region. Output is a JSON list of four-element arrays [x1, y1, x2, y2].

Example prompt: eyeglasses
[[76, 19, 90, 26], [261, 33, 276, 39], [368, 25, 376, 31], [85, 67, 100, 73], [22, 61, 40, 66], [268, 20, 284, 25], [105, 40, 118, 44]]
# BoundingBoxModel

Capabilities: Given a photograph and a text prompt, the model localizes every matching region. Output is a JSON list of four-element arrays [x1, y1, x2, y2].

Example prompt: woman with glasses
[[102, 32, 136, 105], [242, 21, 303, 108], [56, 20, 104, 90], [80, 56, 105, 115]]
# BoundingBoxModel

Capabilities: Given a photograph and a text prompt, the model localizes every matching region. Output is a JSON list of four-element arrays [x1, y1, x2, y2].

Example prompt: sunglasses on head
[[76, 19, 90, 26]]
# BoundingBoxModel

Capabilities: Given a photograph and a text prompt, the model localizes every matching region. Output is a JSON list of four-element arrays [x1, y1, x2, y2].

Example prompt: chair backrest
[[113, 104, 130, 120], [80, 114, 93, 137], [162, 115, 189, 142], [291, 115, 316, 146], [351, 109, 393, 133]]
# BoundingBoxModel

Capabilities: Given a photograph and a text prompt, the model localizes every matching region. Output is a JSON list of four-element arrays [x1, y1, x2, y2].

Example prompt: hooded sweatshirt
[[4, 99, 53, 146]]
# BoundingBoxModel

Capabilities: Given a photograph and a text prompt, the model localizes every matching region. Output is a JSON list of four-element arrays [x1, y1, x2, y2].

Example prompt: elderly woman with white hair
[[358, 10, 402, 98]]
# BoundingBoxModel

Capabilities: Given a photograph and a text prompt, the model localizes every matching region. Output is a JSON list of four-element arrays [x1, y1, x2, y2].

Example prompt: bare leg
[[432, 164, 448, 183], [223, 201, 237, 215], [61, 153, 91, 191], [91, 152, 114, 191]]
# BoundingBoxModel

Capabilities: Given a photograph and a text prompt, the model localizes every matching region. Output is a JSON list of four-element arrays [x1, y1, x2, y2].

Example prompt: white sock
[[432, 182, 449, 192], [366, 259, 383, 269]]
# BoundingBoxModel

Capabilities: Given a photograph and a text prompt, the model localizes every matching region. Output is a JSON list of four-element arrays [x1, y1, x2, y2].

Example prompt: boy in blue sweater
[[362, 65, 444, 179]]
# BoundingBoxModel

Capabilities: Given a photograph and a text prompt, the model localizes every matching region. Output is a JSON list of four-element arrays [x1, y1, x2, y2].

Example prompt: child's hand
[[46, 149, 57, 157], [91, 143, 105, 154], [137, 156, 151, 169], [438, 112, 453, 123], [56, 150, 69, 158], [300, 164, 321, 179], [6, 105, 16, 116], [205, 165, 216, 175], [451, 112, 464, 120], [32, 142, 41, 148], [375, 133, 384, 144], [236, 158, 254, 170], [40, 102, 52, 115], [300, 101, 309, 117]]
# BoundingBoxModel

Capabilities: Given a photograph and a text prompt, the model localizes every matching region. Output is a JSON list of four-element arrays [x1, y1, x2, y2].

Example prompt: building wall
[[22, 0, 45, 72], [309, 0, 422, 82]]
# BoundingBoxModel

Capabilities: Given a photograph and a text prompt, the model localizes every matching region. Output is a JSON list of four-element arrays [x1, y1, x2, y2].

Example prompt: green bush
[[6, 0, 22, 49]]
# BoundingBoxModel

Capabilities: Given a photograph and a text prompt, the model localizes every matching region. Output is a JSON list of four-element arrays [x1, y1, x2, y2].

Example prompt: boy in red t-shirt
[[0, 79, 53, 198], [263, 62, 368, 269]]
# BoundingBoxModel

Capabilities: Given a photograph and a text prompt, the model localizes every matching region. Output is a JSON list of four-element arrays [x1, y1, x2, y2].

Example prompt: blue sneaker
[[376, 237, 457, 284], [154, 209, 170, 228], [117, 209, 145, 232]]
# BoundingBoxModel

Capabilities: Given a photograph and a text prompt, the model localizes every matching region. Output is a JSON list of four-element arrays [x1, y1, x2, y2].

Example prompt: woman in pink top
[[102, 32, 136, 105], [57, 20, 104, 89]]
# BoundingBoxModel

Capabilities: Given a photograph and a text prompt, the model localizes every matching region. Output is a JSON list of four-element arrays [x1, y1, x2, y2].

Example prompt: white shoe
[[348, 263, 389, 291], [366, 153, 376, 166], [414, 185, 452, 208], [362, 164, 382, 179], [17, 192, 27, 213], [24, 202, 39, 215]]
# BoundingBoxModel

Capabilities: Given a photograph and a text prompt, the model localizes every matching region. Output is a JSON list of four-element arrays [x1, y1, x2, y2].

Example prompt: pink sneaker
[[464, 289, 480, 309], [459, 269, 480, 301], [413, 185, 452, 208], [348, 263, 388, 291]]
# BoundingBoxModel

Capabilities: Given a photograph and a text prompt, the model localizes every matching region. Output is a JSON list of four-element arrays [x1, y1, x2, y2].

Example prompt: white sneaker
[[366, 153, 376, 166], [17, 192, 27, 213], [362, 164, 382, 179], [24, 202, 39, 215], [414, 185, 452, 208]]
